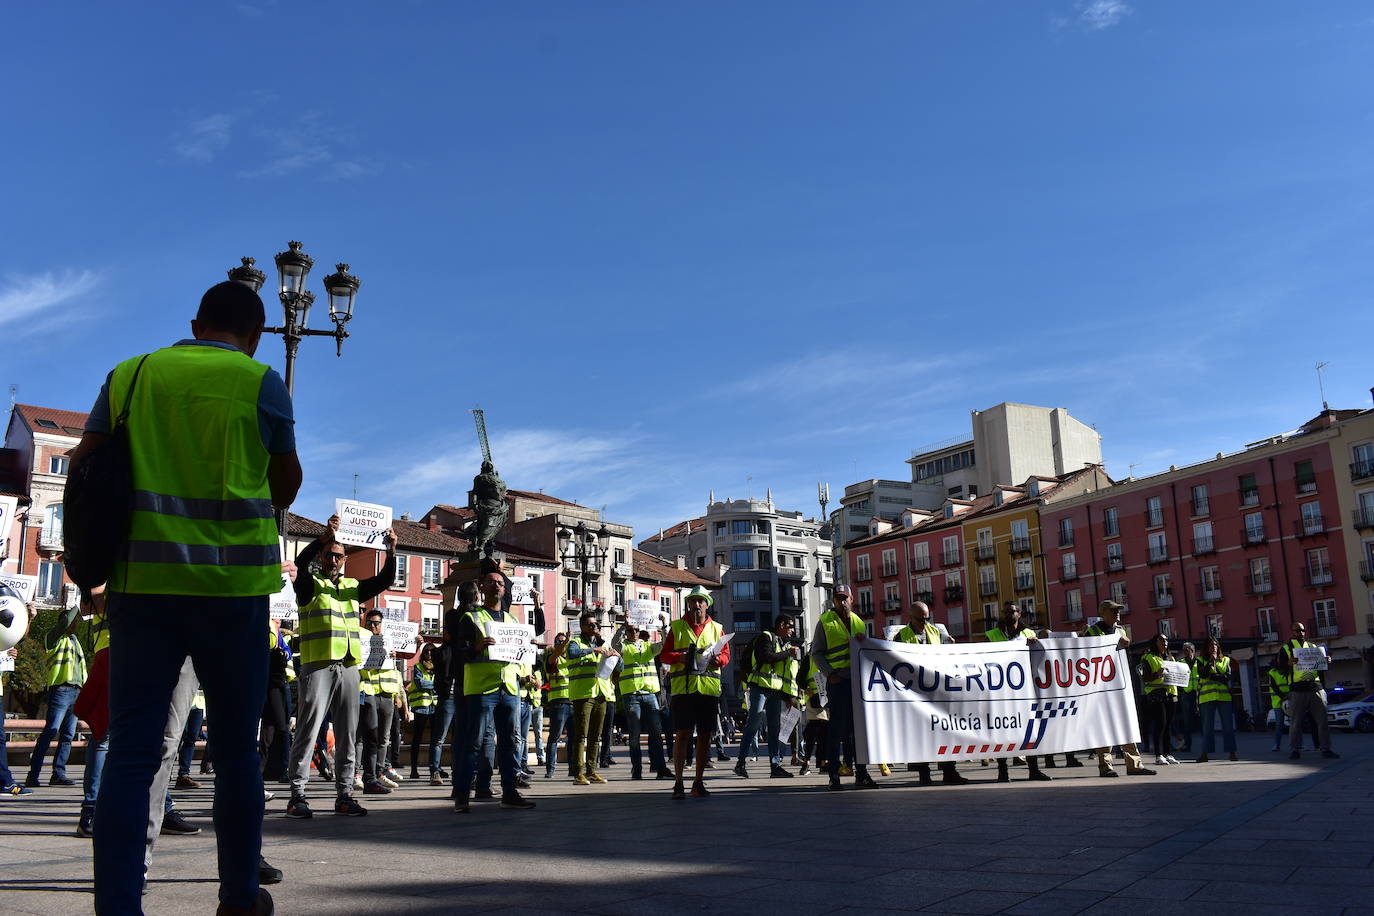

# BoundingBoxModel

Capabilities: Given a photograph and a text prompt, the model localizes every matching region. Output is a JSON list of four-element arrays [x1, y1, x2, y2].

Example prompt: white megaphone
[[0, 583, 28, 651]]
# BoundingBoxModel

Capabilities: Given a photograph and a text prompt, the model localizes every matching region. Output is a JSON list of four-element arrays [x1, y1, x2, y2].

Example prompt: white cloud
[[173, 113, 234, 163], [235, 117, 379, 181], [1074, 0, 1132, 31], [0, 270, 100, 332]]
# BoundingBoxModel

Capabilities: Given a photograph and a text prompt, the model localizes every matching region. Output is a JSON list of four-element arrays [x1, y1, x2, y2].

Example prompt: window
[[1065, 589, 1083, 620], [1062, 552, 1078, 580], [978, 565, 997, 596], [1249, 557, 1272, 593], [1300, 502, 1323, 534], [1147, 531, 1168, 563], [1193, 521, 1214, 554], [1294, 460, 1316, 493], [37, 560, 63, 601], [1058, 517, 1073, 547], [855, 555, 870, 580], [48, 455, 69, 475], [696, 556, 706, 568], [1306, 547, 1332, 585], [382, 600, 408, 622], [1257, 607, 1277, 639], [942, 535, 960, 566], [914, 576, 932, 600], [1239, 473, 1259, 506], [945, 570, 962, 588], [1244, 512, 1266, 543], [912, 542, 930, 571], [42, 504, 63, 544], [730, 549, 755, 569], [947, 607, 966, 637], [614, 583, 625, 607], [1159, 618, 1174, 638], [881, 549, 897, 577], [1191, 485, 1209, 516], [637, 591, 651, 600], [1010, 519, 1030, 553], [421, 602, 441, 633], [421, 558, 442, 588], [731, 580, 756, 601], [757, 549, 771, 568], [1206, 614, 1224, 638], [731, 520, 753, 535], [1110, 580, 1128, 613], [661, 594, 672, 616], [1200, 565, 1222, 600], [735, 614, 758, 634], [981, 603, 998, 631], [392, 555, 408, 589], [758, 580, 772, 601], [1106, 542, 1123, 572], [1314, 598, 1338, 635], [1354, 443, 1374, 480], [793, 555, 803, 568], [614, 548, 626, 565], [1102, 507, 1119, 538], [1146, 496, 1163, 528], [1014, 557, 1033, 590], [884, 583, 900, 610], [714, 522, 726, 537], [715, 553, 726, 566], [1152, 573, 1173, 607], [858, 588, 873, 614], [1018, 597, 1036, 625]]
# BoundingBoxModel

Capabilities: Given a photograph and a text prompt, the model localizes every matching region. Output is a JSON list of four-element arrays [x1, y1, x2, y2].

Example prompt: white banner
[[1161, 661, 1191, 687], [1292, 646, 1328, 672], [0, 573, 38, 605], [382, 620, 419, 655], [0, 494, 17, 559], [509, 576, 535, 606], [485, 621, 537, 665], [268, 578, 297, 622], [334, 499, 393, 549], [626, 599, 659, 630], [853, 635, 1140, 765]]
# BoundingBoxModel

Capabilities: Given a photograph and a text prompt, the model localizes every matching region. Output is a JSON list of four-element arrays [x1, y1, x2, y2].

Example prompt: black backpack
[[62, 355, 150, 592]]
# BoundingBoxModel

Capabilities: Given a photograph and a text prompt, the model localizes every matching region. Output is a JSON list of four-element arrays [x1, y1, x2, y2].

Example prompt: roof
[[284, 512, 326, 538], [431, 504, 475, 519], [844, 492, 999, 548], [632, 550, 719, 587], [638, 516, 706, 545], [392, 519, 469, 556], [506, 489, 580, 508], [14, 404, 89, 438]]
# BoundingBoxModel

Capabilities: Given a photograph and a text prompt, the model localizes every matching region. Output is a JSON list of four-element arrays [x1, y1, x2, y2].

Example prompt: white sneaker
[[263, 790, 275, 803], [353, 776, 364, 791], [378, 774, 399, 789], [1154, 755, 1170, 765], [1164, 755, 1180, 765]]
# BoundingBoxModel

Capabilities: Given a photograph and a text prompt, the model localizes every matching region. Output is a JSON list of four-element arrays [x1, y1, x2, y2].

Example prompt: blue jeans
[[1272, 708, 1286, 748], [621, 693, 667, 775], [529, 705, 545, 764], [431, 693, 457, 773], [544, 700, 572, 772], [177, 707, 204, 777], [28, 684, 80, 781], [454, 690, 519, 799], [82, 733, 110, 814], [736, 686, 783, 766], [825, 675, 857, 781], [93, 594, 268, 913], [0, 720, 13, 788], [1200, 700, 1237, 754]]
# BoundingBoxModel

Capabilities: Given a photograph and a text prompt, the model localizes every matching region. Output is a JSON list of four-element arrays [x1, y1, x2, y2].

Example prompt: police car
[[1326, 692, 1374, 733]]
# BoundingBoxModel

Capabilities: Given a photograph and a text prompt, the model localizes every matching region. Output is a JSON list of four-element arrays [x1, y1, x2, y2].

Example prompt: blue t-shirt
[[86, 339, 295, 454]]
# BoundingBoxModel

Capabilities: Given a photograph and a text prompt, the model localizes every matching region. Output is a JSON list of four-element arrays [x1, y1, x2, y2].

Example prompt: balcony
[[979, 581, 998, 597], [854, 569, 872, 582], [1147, 547, 1169, 565], [815, 568, 834, 586], [1303, 567, 1334, 588], [1063, 603, 1083, 621], [1191, 499, 1209, 517], [1294, 518, 1325, 538], [1314, 617, 1339, 638], [1010, 536, 1032, 555], [1014, 575, 1035, 591], [728, 532, 772, 547], [941, 550, 960, 567], [1251, 626, 1279, 643], [1104, 555, 1124, 573], [1192, 536, 1216, 555], [1296, 479, 1318, 495], [1240, 489, 1260, 507], [1245, 579, 1274, 597], [915, 590, 935, 604], [610, 562, 632, 579], [1144, 511, 1164, 529], [976, 544, 996, 562], [1361, 561, 1374, 583], [1352, 459, 1374, 482], [1058, 532, 1074, 548], [1149, 593, 1175, 611], [1060, 564, 1079, 582], [943, 585, 964, 603], [1240, 527, 1266, 546], [38, 525, 63, 553], [1102, 522, 1120, 538], [912, 556, 932, 572], [1353, 508, 1374, 531], [883, 599, 902, 612], [1196, 584, 1223, 603]]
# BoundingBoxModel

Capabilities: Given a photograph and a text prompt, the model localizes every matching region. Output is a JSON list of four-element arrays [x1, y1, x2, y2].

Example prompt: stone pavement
[[0, 731, 1369, 915]]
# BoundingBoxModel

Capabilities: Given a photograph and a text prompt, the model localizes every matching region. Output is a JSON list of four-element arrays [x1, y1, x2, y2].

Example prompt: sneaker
[[430, 773, 445, 786], [382, 767, 403, 784], [798, 762, 811, 776], [76, 810, 94, 837], [49, 775, 76, 787], [543, 769, 554, 780], [1322, 750, 1340, 759], [1156, 756, 1172, 765], [176, 775, 201, 790], [363, 781, 391, 795], [770, 765, 794, 778], [377, 774, 399, 789], [714, 753, 730, 762], [838, 763, 854, 777], [285, 796, 312, 819], [733, 763, 749, 778], [587, 772, 607, 784], [1065, 756, 1085, 768], [828, 779, 843, 791], [408, 769, 421, 781], [454, 796, 471, 814], [259, 856, 283, 885], [263, 790, 275, 803], [1165, 755, 1180, 765], [515, 775, 531, 789], [160, 810, 201, 835], [1028, 770, 1053, 782], [573, 774, 591, 786], [690, 779, 711, 797], [1099, 768, 1119, 778], [334, 795, 367, 816], [997, 771, 1010, 783], [437, 768, 450, 779], [1126, 767, 1157, 776], [2, 783, 34, 797], [655, 769, 675, 780], [23, 774, 39, 788], [352, 776, 364, 791], [500, 792, 536, 810], [854, 772, 880, 789], [474, 788, 496, 799], [671, 781, 686, 799]]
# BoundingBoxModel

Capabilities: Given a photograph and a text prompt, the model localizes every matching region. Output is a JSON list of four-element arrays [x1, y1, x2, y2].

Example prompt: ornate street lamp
[[558, 519, 612, 622], [226, 241, 360, 395]]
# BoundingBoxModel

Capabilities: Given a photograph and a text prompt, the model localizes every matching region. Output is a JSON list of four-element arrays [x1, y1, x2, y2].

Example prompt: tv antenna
[[1315, 361, 1330, 410], [817, 481, 830, 520], [353, 473, 359, 499]]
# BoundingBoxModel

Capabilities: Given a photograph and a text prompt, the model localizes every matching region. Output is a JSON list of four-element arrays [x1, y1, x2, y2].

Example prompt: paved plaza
[[1, 731, 1370, 915]]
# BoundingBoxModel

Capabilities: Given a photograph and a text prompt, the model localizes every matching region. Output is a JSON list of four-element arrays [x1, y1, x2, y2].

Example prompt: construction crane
[[471, 408, 492, 465]]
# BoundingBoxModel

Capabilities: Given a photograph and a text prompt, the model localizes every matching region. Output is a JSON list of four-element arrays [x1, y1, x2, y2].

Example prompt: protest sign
[[1292, 646, 1328, 672], [883, 624, 903, 641], [268, 573, 297, 622], [509, 576, 535, 606], [382, 604, 408, 623], [361, 630, 389, 669], [812, 669, 828, 707], [485, 621, 537, 665], [1161, 660, 1191, 687], [853, 635, 1140, 765], [779, 702, 803, 740], [382, 620, 419, 655], [627, 599, 660, 630], [0, 573, 38, 605], [597, 653, 618, 681], [334, 499, 393, 549], [703, 631, 732, 663], [0, 654, 14, 673]]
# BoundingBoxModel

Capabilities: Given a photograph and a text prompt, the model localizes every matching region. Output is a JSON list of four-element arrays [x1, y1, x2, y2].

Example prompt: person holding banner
[[1139, 633, 1180, 767], [554, 612, 618, 787], [452, 571, 537, 812], [734, 614, 801, 780], [811, 585, 879, 791], [612, 618, 673, 780], [895, 602, 970, 786], [986, 603, 1052, 783], [1083, 602, 1155, 778], [1282, 622, 1338, 760], [1194, 637, 1237, 763], [286, 517, 397, 819], [661, 585, 729, 799]]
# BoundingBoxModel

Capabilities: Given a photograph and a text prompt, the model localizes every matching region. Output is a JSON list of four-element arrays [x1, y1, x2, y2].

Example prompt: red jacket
[[658, 616, 730, 668]]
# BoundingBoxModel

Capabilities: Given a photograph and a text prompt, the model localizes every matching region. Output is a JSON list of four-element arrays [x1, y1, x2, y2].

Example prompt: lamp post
[[557, 520, 612, 625], [227, 241, 360, 396]]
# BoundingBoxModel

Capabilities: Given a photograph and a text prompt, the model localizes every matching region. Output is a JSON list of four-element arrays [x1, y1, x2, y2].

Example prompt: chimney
[[675, 555, 687, 569], [427, 513, 438, 531]]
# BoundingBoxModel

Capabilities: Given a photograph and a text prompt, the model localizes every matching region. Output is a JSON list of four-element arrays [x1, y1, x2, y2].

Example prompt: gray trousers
[[146, 658, 198, 873], [288, 661, 360, 798], [359, 694, 395, 783], [1288, 689, 1331, 752]]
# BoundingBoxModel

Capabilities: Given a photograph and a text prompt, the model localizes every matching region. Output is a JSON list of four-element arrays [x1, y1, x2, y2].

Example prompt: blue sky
[[4, 1, 1372, 541]]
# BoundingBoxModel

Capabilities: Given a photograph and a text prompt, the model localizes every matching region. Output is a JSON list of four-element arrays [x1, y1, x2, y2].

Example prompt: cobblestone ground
[[0, 731, 1369, 915]]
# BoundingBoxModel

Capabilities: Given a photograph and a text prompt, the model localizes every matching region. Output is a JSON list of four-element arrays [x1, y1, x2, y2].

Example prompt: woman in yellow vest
[[1195, 637, 1237, 762], [406, 643, 438, 781], [1267, 655, 1292, 752], [1139, 633, 1180, 767]]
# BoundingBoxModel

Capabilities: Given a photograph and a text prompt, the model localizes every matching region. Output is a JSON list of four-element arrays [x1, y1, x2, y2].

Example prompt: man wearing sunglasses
[[285, 515, 396, 819]]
